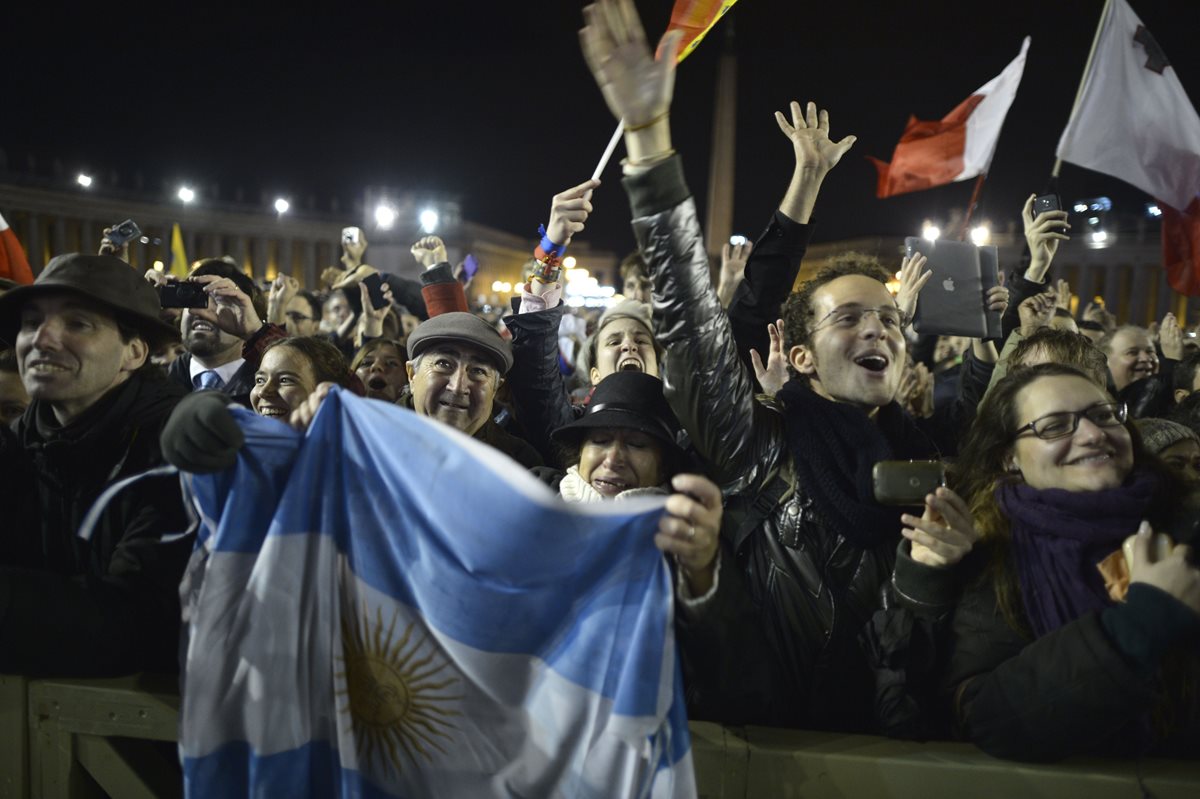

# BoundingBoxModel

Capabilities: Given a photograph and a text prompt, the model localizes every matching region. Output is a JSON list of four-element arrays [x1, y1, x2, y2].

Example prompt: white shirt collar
[[189, 355, 245, 387]]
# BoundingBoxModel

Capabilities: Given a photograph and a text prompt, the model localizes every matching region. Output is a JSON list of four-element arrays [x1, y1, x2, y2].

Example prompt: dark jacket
[[166, 323, 287, 408], [622, 156, 935, 731], [504, 301, 579, 467], [0, 370, 193, 676], [944, 559, 1200, 761], [727, 211, 813, 382], [398, 388, 543, 469]]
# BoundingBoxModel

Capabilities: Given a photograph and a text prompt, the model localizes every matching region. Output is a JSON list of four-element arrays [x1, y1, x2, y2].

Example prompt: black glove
[[160, 390, 245, 473]]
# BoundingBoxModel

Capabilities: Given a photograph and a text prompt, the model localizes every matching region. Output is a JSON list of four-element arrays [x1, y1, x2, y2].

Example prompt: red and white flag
[[0, 211, 34, 285], [869, 37, 1030, 198], [1055, 0, 1200, 295]]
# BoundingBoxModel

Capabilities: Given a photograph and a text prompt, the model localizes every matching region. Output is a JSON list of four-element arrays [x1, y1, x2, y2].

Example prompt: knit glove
[[160, 390, 245, 473]]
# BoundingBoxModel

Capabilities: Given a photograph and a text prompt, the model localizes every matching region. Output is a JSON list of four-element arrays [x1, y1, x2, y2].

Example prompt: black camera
[[159, 282, 209, 309], [106, 219, 142, 248]]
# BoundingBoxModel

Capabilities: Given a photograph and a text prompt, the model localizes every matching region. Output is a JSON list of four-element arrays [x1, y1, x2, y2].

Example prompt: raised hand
[[1018, 292, 1056, 337], [341, 230, 368, 269], [358, 280, 395, 340], [546, 179, 600, 247], [1081, 300, 1116, 333], [750, 318, 788, 398], [775, 101, 857, 177], [1054, 278, 1072, 312], [191, 274, 263, 340], [1022, 194, 1071, 282], [716, 239, 751, 307], [580, 0, 683, 127], [267, 275, 300, 324], [1161, 312, 1185, 360], [655, 473, 723, 597], [98, 226, 131, 263], [901, 486, 980, 568], [410, 235, 448, 269], [895, 252, 932, 325], [985, 279, 1010, 318]]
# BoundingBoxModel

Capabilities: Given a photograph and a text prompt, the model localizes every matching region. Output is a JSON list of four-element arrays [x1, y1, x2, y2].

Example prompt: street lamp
[[921, 223, 940, 242], [562, 256, 577, 269], [178, 186, 195, 204], [274, 198, 290, 215], [375, 203, 397, 230], [76, 174, 93, 188], [419, 208, 439, 234], [970, 225, 990, 246]]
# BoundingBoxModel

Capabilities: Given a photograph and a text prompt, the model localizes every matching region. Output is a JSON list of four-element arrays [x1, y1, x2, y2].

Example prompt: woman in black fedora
[[540, 370, 722, 600]]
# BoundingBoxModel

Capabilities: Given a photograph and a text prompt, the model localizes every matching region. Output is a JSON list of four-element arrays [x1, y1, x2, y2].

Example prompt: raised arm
[[580, 0, 781, 491], [727, 102, 857, 374], [503, 179, 599, 466]]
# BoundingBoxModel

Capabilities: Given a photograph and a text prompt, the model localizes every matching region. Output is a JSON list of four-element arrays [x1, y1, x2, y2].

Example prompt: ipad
[[905, 237, 989, 338]]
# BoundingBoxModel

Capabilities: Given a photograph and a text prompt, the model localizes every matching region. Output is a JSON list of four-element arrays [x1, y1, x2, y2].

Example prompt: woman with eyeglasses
[[943, 362, 1200, 761]]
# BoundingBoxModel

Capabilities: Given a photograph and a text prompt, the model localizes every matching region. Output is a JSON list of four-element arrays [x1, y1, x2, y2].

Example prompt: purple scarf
[[996, 471, 1158, 638]]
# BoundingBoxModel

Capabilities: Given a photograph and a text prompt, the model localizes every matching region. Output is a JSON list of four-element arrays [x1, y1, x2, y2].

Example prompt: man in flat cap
[[0, 253, 192, 676], [404, 311, 542, 468]]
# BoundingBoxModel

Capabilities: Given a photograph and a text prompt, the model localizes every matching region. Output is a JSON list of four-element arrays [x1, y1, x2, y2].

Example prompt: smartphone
[[159, 281, 208, 309], [362, 272, 388, 310], [342, 226, 361, 246], [107, 219, 142, 248], [1033, 194, 1061, 217], [872, 460, 947, 507]]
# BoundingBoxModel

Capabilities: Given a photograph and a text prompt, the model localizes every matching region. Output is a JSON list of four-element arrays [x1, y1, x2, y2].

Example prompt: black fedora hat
[[551, 371, 682, 456], [0, 253, 179, 348]]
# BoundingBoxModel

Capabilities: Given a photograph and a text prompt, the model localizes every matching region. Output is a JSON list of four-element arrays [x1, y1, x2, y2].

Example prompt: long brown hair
[[953, 363, 1171, 634]]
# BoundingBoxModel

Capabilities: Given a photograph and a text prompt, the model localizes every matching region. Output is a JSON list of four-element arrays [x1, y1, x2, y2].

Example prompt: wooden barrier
[[2, 675, 1199, 798], [24, 675, 180, 799], [689, 722, 1200, 798], [0, 675, 28, 799]]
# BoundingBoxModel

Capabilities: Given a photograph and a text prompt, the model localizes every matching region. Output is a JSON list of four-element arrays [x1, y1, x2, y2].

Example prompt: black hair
[[1174, 351, 1200, 395]]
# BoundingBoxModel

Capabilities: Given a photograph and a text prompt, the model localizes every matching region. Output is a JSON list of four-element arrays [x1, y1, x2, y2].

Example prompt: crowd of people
[[2, 0, 1200, 773]]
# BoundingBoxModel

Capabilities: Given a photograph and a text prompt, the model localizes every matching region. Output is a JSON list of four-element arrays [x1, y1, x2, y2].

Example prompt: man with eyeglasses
[[267, 276, 321, 338], [575, 0, 1008, 732]]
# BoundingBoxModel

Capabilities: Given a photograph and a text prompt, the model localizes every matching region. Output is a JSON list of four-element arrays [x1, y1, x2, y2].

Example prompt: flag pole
[[1052, 0, 1113, 178], [958, 174, 988, 240], [592, 121, 625, 180]]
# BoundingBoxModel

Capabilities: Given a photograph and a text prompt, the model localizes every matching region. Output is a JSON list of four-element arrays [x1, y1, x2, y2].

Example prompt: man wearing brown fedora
[[0, 253, 193, 676]]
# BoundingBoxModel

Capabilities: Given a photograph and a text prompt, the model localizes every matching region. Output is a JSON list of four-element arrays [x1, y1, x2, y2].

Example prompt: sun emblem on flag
[[336, 600, 461, 775]]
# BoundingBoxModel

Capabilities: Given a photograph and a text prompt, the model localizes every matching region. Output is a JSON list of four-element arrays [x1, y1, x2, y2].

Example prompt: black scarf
[[777, 379, 938, 549]]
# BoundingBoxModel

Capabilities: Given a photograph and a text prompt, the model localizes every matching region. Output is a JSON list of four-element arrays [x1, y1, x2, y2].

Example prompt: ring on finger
[[687, 524, 696, 540]]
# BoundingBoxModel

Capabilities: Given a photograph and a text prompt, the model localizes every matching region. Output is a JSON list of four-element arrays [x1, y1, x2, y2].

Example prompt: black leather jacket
[[623, 156, 936, 731]]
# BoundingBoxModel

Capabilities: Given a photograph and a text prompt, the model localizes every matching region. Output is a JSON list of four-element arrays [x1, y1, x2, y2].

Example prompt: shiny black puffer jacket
[[623, 156, 914, 731]]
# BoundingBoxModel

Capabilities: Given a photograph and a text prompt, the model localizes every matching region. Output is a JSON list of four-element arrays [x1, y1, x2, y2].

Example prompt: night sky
[[6, 0, 1200, 256]]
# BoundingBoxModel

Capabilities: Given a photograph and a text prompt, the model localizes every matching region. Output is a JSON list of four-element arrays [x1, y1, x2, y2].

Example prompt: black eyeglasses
[[1015, 402, 1128, 441]]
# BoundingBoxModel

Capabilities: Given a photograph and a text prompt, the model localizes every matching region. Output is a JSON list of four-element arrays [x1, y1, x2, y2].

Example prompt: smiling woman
[[940, 363, 1200, 761], [250, 337, 358, 419]]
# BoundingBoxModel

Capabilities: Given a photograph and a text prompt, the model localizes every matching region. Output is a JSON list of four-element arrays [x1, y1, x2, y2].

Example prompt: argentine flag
[[179, 388, 696, 798]]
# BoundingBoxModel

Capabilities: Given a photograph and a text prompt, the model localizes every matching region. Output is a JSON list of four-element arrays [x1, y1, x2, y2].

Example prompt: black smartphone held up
[[362, 272, 389, 310], [1034, 193, 1063, 219], [872, 460, 947, 507], [159, 281, 209, 309], [106, 219, 142, 248]]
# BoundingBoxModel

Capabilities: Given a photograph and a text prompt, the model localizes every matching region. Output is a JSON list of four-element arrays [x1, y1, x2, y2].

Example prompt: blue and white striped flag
[[179, 388, 696, 798]]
